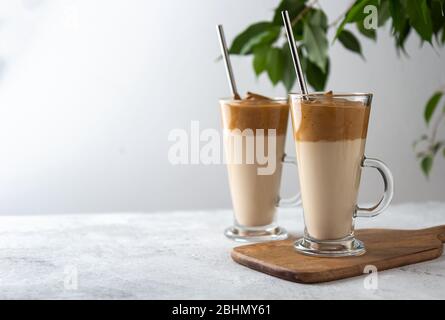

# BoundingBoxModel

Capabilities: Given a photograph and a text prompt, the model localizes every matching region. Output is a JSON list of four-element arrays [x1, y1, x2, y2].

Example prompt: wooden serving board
[[231, 226, 445, 284]]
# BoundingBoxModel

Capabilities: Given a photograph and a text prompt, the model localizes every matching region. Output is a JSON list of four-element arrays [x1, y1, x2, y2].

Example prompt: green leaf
[[421, 156, 433, 177], [378, 0, 391, 27], [338, 30, 363, 57], [405, 0, 433, 42], [229, 22, 280, 55], [299, 47, 308, 71], [424, 92, 443, 125], [292, 21, 305, 41], [305, 58, 329, 91], [303, 12, 329, 72], [252, 46, 269, 76], [431, 0, 445, 34], [357, 21, 376, 40], [281, 44, 296, 92], [309, 9, 328, 30], [335, 0, 377, 39], [389, 0, 406, 34], [397, 22, 412, 53], [272, 0, 307, 25], [435, 0, 445, 10], [389, 0, 411, 52], [266, 48, 284, 85], [442, 25, 445, 44]]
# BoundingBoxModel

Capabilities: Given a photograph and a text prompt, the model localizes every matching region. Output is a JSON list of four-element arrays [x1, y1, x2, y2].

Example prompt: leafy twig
[[429, 87, 445, 144], [292, 0, 318, 26], [414, 87, 445, 176], [430, 112, 444, 144], [328, 0, 355, 28]]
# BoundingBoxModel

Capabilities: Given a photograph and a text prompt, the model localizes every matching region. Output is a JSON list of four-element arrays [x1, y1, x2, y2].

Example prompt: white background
[[0, 0, 444, 215]]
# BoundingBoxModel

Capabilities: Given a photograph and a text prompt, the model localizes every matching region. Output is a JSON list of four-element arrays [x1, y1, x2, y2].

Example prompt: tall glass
[[220, 97, 300, 242], [289, 93, 394, 257]]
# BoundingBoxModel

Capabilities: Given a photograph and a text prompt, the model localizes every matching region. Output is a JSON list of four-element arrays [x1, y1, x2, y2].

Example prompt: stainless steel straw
[[281, 10, 308, 96], [216, 25, 241, 100]]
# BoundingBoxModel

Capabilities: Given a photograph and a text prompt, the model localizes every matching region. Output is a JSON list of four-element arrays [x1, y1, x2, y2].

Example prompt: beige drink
[[221, 93, 298, 242], [224, 133, 286, 226], [295, 139, 366, 239], [292, 93, 370, 240], [290, 92, 393, 257]]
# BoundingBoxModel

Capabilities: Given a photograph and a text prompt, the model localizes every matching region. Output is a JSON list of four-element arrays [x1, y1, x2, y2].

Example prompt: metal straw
[[216, 25, 241, 100], [281, 10, 308, 96]]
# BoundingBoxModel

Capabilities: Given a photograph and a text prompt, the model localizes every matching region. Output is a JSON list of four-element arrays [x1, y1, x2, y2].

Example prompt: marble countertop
[[0, 202, 444, 299]]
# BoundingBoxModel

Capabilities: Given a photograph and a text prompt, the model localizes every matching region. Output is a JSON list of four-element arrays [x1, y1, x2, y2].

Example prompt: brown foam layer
[[220, 94, 289, 135], [291, 94, 370, 142]]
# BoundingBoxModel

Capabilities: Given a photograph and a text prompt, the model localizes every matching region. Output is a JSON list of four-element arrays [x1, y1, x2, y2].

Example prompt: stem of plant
[[291, 0, 355, 30], [429, 88, 445, 147], [328, 0, 355, 28], [430, 114, 444, 146], [292, 0, 318, 26]]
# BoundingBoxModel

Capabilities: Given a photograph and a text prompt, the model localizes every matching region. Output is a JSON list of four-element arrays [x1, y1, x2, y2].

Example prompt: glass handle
[[355, 157, 394, 218], [277, 154, 301, 208]]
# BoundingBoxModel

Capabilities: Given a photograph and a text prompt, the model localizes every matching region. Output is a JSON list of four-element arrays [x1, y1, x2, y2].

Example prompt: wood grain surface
[[231, 226, 445, 283]]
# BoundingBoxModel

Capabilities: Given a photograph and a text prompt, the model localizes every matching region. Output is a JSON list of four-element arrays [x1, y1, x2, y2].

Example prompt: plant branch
[[430, 113, 444, 146], [328, 0, 355, 28], [292, 0, 318, 26], [430, 88, 445, 144]]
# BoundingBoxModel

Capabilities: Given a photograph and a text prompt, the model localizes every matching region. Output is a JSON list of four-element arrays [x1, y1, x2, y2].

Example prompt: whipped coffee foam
[[221, 93, 289, 135], [292, 91, 370, 142]]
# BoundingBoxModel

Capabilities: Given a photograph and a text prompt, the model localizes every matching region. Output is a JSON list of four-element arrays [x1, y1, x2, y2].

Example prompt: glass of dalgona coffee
[[220, 93, 301, 242], [290, 92, 394, 257]]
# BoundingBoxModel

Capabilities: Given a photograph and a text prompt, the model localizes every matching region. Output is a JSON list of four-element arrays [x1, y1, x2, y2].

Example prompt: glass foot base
[[294, 236, 366, 257], [224, 226, 288, 243]]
